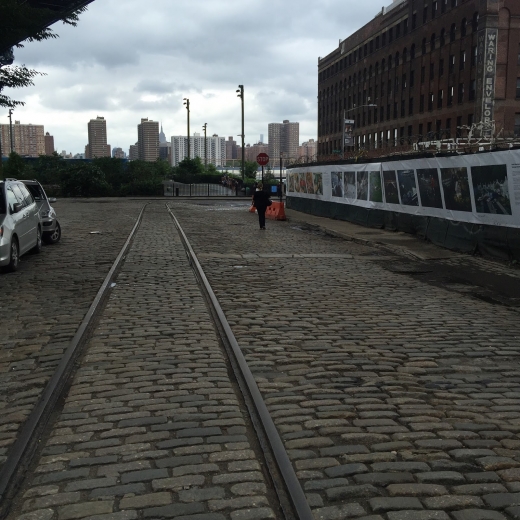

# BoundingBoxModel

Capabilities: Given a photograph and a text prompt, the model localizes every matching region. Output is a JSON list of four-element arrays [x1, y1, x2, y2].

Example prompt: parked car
[[21, 180, 61, 244], [0, 178, 42, 271]]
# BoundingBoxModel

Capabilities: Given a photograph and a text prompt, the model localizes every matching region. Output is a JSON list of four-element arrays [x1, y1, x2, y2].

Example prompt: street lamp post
[[8, 109, 14, 153], [236, 85, 244, 181], [342, 104, 377, 157], [202, 123, 207, 168], [183, 98, 190, 160]]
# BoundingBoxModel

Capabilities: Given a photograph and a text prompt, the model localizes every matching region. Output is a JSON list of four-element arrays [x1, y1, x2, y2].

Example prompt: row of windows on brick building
[[320, 8, 479, 82]]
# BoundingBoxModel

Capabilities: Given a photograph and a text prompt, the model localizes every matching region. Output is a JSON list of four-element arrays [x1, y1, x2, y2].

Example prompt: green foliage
[[60, 163, 111, 197], [173, 157, 205, 177], [2, 151, 30, 178], [244, 161, 259, 180]]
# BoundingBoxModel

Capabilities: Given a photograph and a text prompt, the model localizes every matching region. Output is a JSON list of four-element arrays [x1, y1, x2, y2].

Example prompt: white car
[[0, 178, 42, 271], [21, 180, 61, 244]]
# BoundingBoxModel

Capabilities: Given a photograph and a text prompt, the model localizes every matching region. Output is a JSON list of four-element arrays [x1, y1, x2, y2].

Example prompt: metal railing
[[164, 182, 240, 197]]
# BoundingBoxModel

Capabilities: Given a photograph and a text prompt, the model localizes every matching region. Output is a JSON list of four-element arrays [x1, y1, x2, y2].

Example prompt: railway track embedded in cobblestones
[[166, 204, 314, 520], [0, 204, 148, 517]]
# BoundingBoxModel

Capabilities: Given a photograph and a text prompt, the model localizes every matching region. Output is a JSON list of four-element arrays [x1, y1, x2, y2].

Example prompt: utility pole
[[202, 123, 207, 169], [8, 109, 14, 153], [236, 85, 244, 181], [183, 98, 190, 160]]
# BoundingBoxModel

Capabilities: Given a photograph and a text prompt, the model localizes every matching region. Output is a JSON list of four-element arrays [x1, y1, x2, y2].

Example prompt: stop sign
[[256, 152, 269, 166]]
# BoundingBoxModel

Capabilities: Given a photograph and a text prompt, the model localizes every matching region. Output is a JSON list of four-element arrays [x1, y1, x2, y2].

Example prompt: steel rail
[[166, 204, 314, 520], [0, 204, 148, 516]]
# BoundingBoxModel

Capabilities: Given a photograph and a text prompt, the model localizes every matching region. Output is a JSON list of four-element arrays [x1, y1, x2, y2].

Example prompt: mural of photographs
[[357, 171, 368, 200], [440, 167, 472, 212], [383, 171, 400, 204], [472, 164, 512, 215], [298, 172, 307, 193], [313, 173, 323, 195], [331, 171, 343, 197], [417, 168, 443, 209], [397, 169, 419, 206], [288, 173, 296, 193], [343, 172, 356, 199], [306, 172, 315, 194], [369, 171, 383, 203]]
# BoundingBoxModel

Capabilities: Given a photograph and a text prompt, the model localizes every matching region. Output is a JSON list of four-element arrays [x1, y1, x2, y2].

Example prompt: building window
[[400, 101, 405, 117], [411, 44, 416, 59], [388, 79, 392, 95], [432, 1, 438, 19], [396, 24, 401, 38], [374, 107, 378, 124], [419, 123, 424, 138], [446, 118, 452, 137], [439, 59, 444, 76], [427, 122, 432, 135], [387, 104, 391, 120], [469, 80, 476, 100], [410, 70, 415, 87], [468, 114, 474, 126], [517, 78, 520, 98], [458, 82, 464, 103], [402, 74, 407, 89], [515, 114, 520, 137], [450, 23, 456, 42], [395, 51, 400, 66], [472, 12, 479, 32], [459, 51, 466, 70], [440, 28, 446, 46], [430, 63, 435, 80], [380, 107, 385, 121], [420, 94, 425, 112], [409, 97, 414, 115], [448, 86, 454, 106], [449, 54, 455, 73], [456, 116, 462, 137], [422, 38, 427, 55], [438, 89, 443, 108], [369, 40, 374, 54], [404, 18, 409, 34], [461, 18, 467, 37], [441, 0, 447, 13], [382, 32, 386, 46], [428, 93, 434, 111], [421, 66, 425, 83], [431, 33, 436, 51], [382, 58, 386, 71], [394, 102, 398, 119], [408, 125, 413, 137], [412, 13, 417, 29], [451, 0, 458, 7], [472, 46, 477, 66], [375, 36, 380, 50], [423, 7, 428, 24], [436, 120, 442, 137], [403, 47, 408, 62]]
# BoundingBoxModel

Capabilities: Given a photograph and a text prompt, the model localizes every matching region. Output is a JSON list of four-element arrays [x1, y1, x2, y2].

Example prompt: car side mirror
[[12, 202, 23, 213], [48, 197, 57, 203]]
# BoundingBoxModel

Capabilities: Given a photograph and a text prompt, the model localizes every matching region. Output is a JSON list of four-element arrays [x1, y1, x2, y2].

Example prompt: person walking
[[252, 183, 270, 230]]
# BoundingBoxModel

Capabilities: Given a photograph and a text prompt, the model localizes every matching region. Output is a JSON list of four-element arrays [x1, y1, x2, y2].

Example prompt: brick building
[[44, 132, 55, 155], [137, 118, 159, 162], [0, 121, 45, 157], [268, 120, 300, 166], [85, 116, 111, 159], [317, 0, 520, 156]]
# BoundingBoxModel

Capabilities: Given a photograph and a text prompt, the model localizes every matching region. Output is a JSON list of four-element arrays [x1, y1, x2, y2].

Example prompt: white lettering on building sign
[[481, 29, 498, 135]]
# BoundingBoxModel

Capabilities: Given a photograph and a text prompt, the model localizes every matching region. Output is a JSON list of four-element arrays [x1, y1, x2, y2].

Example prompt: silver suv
[[0, 178, 42, 271], [21, 180, 61, 244]]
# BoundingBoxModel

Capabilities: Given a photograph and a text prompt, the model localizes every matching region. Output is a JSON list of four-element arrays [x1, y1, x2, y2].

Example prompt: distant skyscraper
[[112, 147, 126, 159], [268, 120, 299, 166], [137, 118, 159, 162], [85, 116, 111, 159], [44, 132, 55, 156], [0, 120, 45, 157], [226, 136, 237, 161], [171, 133, 226, 166], [129, 143, 138, 160], [159, 123, 167, 144], [260, 134, 264, 143], [245, 142, 268, 162], [298, 139, 317, 161]]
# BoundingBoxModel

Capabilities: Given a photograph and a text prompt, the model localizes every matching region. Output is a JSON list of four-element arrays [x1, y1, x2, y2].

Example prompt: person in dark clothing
[[252, 183, 270, 230]]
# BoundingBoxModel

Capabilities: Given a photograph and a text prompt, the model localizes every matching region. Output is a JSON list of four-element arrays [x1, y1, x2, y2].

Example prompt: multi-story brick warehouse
[[317, 0, 520, 156]]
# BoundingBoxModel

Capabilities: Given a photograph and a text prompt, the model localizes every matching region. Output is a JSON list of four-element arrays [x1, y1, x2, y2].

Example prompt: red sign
[[256, 153, 269, 166]]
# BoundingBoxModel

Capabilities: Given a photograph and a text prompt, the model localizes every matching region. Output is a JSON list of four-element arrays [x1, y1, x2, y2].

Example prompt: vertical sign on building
[[476, 28, 498, 137], [343, 119, 355, 147]]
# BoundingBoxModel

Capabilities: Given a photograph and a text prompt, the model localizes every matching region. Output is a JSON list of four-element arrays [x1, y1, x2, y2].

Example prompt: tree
[[0, 0, 89, 108], [244, 161, 259, 180], [2, 151, 29, 179]]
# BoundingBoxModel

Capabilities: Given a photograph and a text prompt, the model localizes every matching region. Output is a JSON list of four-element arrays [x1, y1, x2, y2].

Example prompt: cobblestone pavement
[[169, 200, 520, 520], [1, 199, 143, 468], [11, 203, 278, 520]]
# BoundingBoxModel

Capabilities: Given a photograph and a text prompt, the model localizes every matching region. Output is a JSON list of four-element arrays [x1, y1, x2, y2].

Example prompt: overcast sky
[[3, 0, 386, 155]]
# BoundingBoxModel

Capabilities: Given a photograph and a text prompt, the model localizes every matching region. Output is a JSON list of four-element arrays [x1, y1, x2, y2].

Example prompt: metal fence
[[164, 181, 240, 197]]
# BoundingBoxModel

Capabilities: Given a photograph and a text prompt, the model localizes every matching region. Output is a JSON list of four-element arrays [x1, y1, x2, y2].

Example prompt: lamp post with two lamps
[[202, 123, 207, 168], [236, 85, 244, 181], [183, 98, 190, 160], [342, 104, 377, 157]]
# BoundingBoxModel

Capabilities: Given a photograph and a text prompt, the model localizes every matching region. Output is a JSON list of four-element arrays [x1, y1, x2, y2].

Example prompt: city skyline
[[0, 0, 386, 155]]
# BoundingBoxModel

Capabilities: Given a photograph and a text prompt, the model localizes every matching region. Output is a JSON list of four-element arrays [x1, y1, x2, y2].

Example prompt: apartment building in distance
[[85, 116, 110, 159], [226, 137, 238, 160], [170, 133, 226, 167], [137, 118, 159, 162], [298, 139, 317, 161], [129, 143, 139, 161], [44, 132, 55, 155], [317, 0, 520, 156], [268, 120, 300, 166], [245, 141, 269, 162], [0, 121, 45, 157]]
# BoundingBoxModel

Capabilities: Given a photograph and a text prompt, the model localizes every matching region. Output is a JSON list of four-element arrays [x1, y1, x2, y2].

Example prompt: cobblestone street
[[4, 199, 520, 520]]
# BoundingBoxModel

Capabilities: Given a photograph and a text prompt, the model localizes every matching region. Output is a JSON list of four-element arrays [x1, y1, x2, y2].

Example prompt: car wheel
[[43, 221, 61, 244], [7, 238, 19, 272], [32, 226, 42, 254]]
